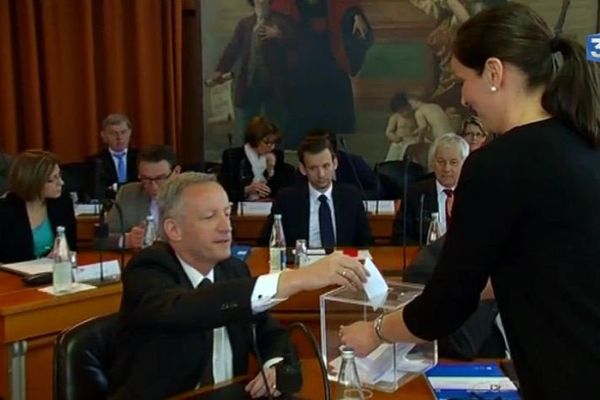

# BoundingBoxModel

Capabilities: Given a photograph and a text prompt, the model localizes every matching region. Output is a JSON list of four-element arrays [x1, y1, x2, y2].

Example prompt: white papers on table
[[38, 282, 97, 296], [73, 260, 121, 282], [75, 203, 101, 216], [237, 202, 272, 216], [329, 343, 428, 386], [363, 200, 396, 215], [0, 258, 53, 275]]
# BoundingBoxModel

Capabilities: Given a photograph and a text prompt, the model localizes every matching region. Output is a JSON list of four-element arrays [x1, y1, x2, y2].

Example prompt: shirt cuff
[[263, 357, 284, 370], [251, 273, 286, 314]]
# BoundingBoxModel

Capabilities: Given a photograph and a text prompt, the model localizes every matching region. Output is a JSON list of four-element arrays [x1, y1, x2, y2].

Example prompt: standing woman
[[459, 115, 491, 152], [0, 150, 77, 263], [219, 116, 291, 202], [340, 4, 600, 399]]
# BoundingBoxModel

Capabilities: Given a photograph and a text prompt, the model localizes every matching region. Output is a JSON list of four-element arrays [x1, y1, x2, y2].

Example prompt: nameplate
[[75, 203, 101, 216], [73, 260, 121, 283], [363, 200, 396, 215], [237, 202, 273, 216]]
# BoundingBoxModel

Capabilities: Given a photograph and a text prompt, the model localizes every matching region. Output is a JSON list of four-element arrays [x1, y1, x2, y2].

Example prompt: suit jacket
[[0, 153, 12, 195], [0, 191, 77, 263], [391, 178, 438, 245], [216, 12, 296, 108], [110, 242, 291, 400], [218, 147, 292, 203], [103, 182, 151, 248], [87, 148, 139, 199], [260, 183, 373, 247]]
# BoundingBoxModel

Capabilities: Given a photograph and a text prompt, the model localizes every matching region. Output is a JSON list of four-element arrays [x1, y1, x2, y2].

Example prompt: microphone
[[250, 323, 274, 400], [418, 193, 426, 248], [275, 342, 303, 395], [93, 199, 126, 282], [338, 137, 367, 200], [401, 156, 411, 270]]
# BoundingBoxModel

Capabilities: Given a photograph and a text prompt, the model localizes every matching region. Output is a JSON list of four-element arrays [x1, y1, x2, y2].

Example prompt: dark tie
[[443, 189, 454, 227], [197, 278, 214, 386], [318, 194, 335, 248], [113, 152, 126, 183]]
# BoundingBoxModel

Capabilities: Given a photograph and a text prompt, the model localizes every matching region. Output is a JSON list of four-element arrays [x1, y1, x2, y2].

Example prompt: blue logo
[[587, 33, 600, 62]]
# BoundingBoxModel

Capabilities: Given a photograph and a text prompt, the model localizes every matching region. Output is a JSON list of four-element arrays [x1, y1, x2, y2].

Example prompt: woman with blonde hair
[[0, 150, 76, 263], [459, 115, 491, 151]]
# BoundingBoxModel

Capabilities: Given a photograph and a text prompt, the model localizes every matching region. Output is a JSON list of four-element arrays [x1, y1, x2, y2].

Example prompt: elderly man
[[107, 144, 180, 248], [109, 172, 366, 399], [88, 113, 139, 199], [391, 133, 469, 245], [262, 134, 373, 248]]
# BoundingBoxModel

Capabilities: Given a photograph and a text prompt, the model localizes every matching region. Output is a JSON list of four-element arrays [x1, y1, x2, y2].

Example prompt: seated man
[[297, 129, 380, 199], [262, 135, 373, 248], [88, 113, 139, 199], [107, 144, 180, 248], [109, 172, 367, 399], [391, 133, 469, 245]]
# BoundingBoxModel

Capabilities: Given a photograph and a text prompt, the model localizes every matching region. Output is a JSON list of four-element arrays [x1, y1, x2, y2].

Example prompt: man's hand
[[276, 253, 369, 299], [125, 226, 145, 249], [245, 367, 281, 398], [339, 320, 381, 358], [257, 24, 281, 40], [245, 181, 271, 198]]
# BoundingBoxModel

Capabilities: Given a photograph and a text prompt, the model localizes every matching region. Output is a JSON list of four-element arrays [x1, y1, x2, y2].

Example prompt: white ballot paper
[[363, 258, 389, 309]]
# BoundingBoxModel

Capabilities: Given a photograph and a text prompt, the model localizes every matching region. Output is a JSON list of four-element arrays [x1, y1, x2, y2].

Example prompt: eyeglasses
[[139, 170, 174, 185]]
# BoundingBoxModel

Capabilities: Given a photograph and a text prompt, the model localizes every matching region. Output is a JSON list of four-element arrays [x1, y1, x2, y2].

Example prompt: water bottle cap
[[274, 214, 282, 220], [146, 215, 154, 221], [56, 226, 66, 233], [431, 212, 439, 217], [340, 346, 355, 358]]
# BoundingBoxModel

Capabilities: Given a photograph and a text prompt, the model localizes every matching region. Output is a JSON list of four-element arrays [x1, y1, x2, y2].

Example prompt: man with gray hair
[[391, 133, 469, 245], [88, 113, 139, 199], [110, 172, 367, 399]]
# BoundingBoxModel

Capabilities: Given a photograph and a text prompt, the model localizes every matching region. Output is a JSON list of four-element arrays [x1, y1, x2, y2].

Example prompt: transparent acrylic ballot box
[[320, 281, 437, 393]]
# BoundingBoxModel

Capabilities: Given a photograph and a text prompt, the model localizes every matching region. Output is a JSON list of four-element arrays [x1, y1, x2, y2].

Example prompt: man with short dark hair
[[107, 144, 180, 248], [262, 135, 372, 247], [88, 113, 139, 199]]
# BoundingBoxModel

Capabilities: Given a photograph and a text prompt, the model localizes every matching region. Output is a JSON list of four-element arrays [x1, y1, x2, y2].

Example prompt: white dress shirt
[[435, 180, 456, 236], [308, 183, 336, 248], [179, 256, 283, 384]]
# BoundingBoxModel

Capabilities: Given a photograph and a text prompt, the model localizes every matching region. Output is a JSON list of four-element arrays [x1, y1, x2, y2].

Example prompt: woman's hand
[[245, 181, 271, 198]]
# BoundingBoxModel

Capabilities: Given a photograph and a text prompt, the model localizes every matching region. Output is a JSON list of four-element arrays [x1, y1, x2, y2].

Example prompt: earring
[[490, 86, 498, 93]]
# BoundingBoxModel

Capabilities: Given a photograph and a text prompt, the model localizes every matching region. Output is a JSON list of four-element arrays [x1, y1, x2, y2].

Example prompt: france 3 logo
[[587, 33, 600, 62]]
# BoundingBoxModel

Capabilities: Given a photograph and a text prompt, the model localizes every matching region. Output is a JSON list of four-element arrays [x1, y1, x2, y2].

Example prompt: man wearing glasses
[[107, 145, 180, 248]]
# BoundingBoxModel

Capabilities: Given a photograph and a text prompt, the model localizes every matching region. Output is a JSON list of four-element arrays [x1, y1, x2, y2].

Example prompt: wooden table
[[0, 247, 416, 399], [172, 358, 436, 399], [77, 210, 397, 249], [0, 252, 124, 400]]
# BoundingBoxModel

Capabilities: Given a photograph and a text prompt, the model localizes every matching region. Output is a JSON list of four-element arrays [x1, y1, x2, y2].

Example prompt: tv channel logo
[[587, 33, 600, 62]]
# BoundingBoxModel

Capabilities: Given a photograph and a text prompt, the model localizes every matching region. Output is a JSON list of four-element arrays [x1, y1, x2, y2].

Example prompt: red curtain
[[0, 0, 183, 162]]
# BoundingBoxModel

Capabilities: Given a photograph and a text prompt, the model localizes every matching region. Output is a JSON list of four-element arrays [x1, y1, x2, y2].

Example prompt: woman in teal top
[[0, 150, 77, 263]]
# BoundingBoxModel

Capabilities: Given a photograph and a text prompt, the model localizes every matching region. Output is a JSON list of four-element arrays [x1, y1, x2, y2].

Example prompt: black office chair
[[61, 162, 92, 202], [54, 313, 119, 400], [375, 160, 426, 200]]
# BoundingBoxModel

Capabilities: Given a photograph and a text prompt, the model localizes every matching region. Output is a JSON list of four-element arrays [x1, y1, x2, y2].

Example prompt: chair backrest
[[375, 160, 426, 200], [404, 142, 431, 170], [54, 313, 119, 400], [61, 162, 92, 202]]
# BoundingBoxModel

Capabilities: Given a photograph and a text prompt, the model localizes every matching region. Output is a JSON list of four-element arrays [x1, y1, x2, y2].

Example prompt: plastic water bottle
[[269, 214, 286, 272], [294, 239, 309, 267], [426, 212, 441, 245], [52, 226, 73, 293], [335, 347, 365, 400], [143, 215, 157, 248]]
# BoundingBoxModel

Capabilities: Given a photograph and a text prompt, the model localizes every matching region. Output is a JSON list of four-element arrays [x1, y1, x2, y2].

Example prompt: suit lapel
[[299, 185, 310, 242], [426, 181, 438, 215], [331, 184, 344, 244], [101, 150, 118, 184]]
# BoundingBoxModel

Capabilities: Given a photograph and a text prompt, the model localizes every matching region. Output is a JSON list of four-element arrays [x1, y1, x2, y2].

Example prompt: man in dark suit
[[391, 133, 469, 245], [88, 113, 139, 199], [110, 172, 367, 399], [262, 135, 372, 248]]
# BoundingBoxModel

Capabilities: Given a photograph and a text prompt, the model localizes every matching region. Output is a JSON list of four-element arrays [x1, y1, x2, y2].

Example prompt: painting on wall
[[200, 0, 595, 166]]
